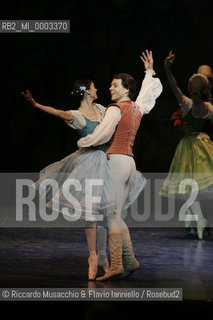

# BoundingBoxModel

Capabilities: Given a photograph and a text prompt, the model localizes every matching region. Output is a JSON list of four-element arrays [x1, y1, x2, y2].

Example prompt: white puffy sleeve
[[77, 106, 121, 147], [65, 110, 86, 129], [135, 69, 163, 115], [181, 96, 192, 117]]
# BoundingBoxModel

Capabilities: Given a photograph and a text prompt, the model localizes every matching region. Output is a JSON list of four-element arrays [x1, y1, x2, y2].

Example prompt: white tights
[[107, 154, 136, 234]]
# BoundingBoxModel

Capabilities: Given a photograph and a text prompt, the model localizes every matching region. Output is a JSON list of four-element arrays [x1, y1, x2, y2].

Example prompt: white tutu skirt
[[36, 147, 146, 222]]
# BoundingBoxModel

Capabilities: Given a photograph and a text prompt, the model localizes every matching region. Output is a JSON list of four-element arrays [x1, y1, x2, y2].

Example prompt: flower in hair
[[79, 86, 86, 92]]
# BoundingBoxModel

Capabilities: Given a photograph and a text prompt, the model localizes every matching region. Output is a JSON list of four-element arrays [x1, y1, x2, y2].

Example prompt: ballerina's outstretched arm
[[164, 50, 184, 104], [21, 89, 73, 121]]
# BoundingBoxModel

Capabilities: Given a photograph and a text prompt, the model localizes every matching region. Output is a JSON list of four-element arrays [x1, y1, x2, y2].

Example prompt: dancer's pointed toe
[[88, 254, 98, 281]]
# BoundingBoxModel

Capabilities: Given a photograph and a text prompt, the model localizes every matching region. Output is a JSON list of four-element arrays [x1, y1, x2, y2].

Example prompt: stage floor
[[0, 227, 213, 302]]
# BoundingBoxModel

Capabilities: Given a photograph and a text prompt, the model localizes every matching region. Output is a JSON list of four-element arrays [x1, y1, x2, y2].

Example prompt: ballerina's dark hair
[[71, 79, 93, 100]]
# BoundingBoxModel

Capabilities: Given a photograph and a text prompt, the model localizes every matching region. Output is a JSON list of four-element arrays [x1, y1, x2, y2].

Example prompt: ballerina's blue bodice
[[77, 113, 106, 152], [77, 118, 100, 138]]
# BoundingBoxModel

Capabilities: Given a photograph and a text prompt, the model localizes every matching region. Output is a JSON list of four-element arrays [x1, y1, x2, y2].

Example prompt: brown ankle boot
[[96, 233, 124, 281], [120, 228, 139, 278]]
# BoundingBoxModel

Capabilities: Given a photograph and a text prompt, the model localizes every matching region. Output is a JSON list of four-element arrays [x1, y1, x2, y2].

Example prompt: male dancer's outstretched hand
[[164, 50, 175, 68], [21, 89, 36, 106], [140, 50, 153, 70]]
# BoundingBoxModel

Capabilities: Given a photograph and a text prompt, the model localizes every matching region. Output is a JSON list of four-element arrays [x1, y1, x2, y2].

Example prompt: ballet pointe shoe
[[98, 251, 109, 273], [88, 254, 98, 281], [96, 224, 108, 273], [197, 216, 207, 240], [120, 228, 139, 278], [96, 233, 124, 281]]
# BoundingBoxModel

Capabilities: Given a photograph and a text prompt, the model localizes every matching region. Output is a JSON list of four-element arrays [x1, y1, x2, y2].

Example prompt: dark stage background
[[1, 0, 213, 173]]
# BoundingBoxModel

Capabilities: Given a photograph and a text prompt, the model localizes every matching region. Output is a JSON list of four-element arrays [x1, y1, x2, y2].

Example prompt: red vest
[[107, 100, 142, 159]]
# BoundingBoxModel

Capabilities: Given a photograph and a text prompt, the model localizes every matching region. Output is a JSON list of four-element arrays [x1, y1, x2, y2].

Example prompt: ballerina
[[22, 80, 112, 280]]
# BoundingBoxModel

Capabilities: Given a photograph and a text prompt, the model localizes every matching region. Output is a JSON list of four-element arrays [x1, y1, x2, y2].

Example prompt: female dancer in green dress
[[161, 51, 213, 240]]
